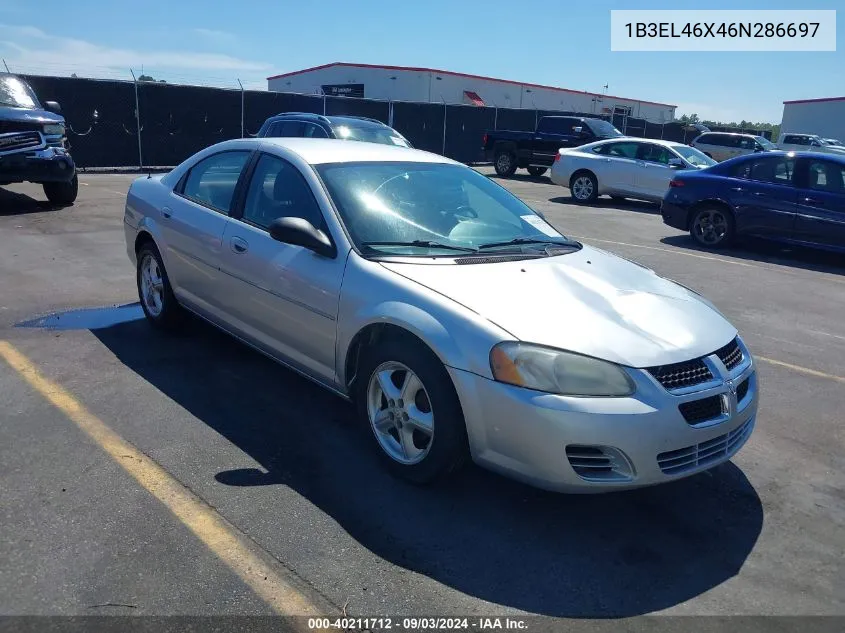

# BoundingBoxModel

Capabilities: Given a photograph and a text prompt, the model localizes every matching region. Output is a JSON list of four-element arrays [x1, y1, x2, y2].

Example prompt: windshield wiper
[[361, 240, 478, 253], [478, 237, 575, 250]]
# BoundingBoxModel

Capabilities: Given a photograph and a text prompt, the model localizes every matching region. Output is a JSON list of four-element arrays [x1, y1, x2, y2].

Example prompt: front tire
[[355, 337, 468, 484], [690, 206, 735, 249], [493, 150, 517, 177], [136, 243, 182, 329], [570, 171, 598, 203], [527, 166, 547, 178], [43, 174, 78, 205]]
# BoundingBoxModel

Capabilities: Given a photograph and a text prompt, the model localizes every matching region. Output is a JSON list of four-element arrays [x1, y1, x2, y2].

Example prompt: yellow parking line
[[756, 355, 845, 384], [0, 341, 330, 618]]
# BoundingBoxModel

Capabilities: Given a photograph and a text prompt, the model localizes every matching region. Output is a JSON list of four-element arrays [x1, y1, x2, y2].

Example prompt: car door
[[161, 149, 251, 311], [534, 118, 585, 164], [727, 155, 798, 237], [794, 158, 845, 248], [216, 151, 345, 383], [591, 141, 641, 195], [633, 142, 677, 200]]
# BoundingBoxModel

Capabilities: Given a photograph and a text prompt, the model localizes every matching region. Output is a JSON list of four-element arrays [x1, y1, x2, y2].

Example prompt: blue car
[[661, 151, 845, 252]]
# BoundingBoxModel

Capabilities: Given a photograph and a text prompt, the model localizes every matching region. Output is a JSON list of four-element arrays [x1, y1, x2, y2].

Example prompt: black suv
[[0, 73, 77, 204], [257, 112, 412, 148]]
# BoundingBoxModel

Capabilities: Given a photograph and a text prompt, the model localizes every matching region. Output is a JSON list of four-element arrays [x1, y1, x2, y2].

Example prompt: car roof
[[267, 112, 390, 128], [258, 137, 456, 165], [729, 150, 845, 163], [586, 137, 687, 149], [699, 131, 759, 138]]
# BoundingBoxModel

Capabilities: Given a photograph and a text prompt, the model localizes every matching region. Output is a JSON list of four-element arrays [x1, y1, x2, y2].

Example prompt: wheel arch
[[340, 305, 474, 393], [688, 198, 736, 230]]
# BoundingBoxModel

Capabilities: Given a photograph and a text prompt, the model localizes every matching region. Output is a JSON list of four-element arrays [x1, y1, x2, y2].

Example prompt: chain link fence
[[22, 74, 772, 169]]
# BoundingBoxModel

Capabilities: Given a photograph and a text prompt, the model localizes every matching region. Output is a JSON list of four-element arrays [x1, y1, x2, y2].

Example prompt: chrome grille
[[657, 418, 753, 475], [678, 395, 724, 425], [647, 358, 714, 390], [715, 338, 743, 371], [0, 131, 42, 153]]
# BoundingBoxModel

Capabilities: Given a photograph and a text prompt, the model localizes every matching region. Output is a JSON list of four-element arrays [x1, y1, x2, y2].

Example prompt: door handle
[[753, 191, 767, 197], [230, 237, 248, 254], [803, 197, 821, 205], [729, 187, 743, 192], [161, 206, 172, 218]]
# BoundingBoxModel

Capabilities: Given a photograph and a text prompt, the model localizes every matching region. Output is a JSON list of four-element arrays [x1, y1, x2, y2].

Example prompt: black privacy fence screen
[[22, 75, 772, 169]]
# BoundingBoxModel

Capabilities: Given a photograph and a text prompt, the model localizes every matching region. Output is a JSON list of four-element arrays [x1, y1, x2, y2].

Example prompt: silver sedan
[[124, 138, 757, 492], [550, 138, 716, 204]]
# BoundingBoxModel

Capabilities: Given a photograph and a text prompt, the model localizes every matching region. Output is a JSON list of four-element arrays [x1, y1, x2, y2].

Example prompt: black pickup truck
[[0, 73, 77, 204], [483, 115, 623, 177]]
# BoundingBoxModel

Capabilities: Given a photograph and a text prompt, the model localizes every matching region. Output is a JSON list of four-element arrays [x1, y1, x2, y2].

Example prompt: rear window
[[332, 124, 410, 147]]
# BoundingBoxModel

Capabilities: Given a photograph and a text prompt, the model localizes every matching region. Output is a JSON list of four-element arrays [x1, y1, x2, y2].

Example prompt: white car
[[550, 138, 716, 203], [690, 132, 777, 162], [778, 133, 845, 155]]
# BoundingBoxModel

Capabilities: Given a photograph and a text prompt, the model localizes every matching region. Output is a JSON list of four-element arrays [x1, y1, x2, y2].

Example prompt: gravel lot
[[0, 168, 842, 624]]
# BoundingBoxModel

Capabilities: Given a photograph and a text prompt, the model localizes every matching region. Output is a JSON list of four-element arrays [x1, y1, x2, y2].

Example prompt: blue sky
[[0, 0, 841, 123]]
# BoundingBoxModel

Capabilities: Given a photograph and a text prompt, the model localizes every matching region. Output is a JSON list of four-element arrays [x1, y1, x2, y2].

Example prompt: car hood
[[0, 106, 64, 125], [381, 245, 737, 368]]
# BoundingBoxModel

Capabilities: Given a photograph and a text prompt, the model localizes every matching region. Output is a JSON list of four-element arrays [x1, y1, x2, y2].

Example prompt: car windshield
[[588, 119, 623, 137], [673, 145, 717, 168], [315, 162, 578, 257], [0, 76, 40, 109], [332, 124, 411, 147], [755, 136, 776, 150]]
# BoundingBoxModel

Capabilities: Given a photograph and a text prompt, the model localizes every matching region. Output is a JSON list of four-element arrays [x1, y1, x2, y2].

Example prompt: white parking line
[[570, 235, 757, 267]]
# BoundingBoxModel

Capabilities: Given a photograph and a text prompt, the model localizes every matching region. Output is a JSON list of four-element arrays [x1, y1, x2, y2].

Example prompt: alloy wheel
[[366, 361, 434, 465], [693, 210, 728, 245], [572, 176, 594, 200], [140, 253, 165, 317]]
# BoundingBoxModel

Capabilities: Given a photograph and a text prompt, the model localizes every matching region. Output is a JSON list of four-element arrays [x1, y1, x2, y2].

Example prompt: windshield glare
[[316, 162, 572, 256], [589, 120, 623, 137], [0, 76, 40, 109], [674, 145, 717, 167], [756, 136, 776, 150], [333, 125, 410, 147]]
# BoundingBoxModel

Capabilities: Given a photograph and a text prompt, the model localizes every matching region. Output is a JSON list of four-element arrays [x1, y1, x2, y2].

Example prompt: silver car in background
[[124, 138, 757, 492], [550, 138, 716, 204]]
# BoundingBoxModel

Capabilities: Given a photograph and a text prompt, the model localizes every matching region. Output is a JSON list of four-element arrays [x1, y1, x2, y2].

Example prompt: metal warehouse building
[[267, 62, 677, 123], [781, 97, 845, 141]]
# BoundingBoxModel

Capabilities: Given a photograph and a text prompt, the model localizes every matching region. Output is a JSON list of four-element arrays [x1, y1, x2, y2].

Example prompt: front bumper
[[448, 344, 758, 493], [0, 146, 76, 185]]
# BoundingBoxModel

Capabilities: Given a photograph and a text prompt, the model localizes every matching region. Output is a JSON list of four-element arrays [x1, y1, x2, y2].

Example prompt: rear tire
[[690, 205, 735, 249], [527, 166, 547, 178], [493, 150, 517, 177], [136, 243, 182, 329], [355, 336, 468, 484], [43, 174, 78, 205], [570, 171, 598, 203]]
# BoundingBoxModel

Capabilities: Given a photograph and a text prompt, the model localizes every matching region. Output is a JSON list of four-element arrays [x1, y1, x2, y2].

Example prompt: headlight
[[490, 342, 635, 397], [43, 123, 65, 136]]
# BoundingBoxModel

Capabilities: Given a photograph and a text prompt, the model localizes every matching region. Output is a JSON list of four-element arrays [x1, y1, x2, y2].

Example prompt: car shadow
[[92, 317, 763, 618], [486, 173, 551, 184], [548, 196, 661, 214], [661, 234, 845, 277], [0, 187, 61, 215]]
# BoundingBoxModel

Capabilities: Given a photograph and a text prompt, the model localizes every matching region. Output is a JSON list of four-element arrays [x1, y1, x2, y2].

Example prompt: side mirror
[[668, 158, 685, 169], [43, 101, 62, 114], [572, 126, 583, 134], [754, 147, 764, 153], [268, 217, 335, 258]]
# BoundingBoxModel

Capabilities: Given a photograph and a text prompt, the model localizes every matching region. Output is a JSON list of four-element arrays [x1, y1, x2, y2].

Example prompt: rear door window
[[807, 160, 845, 193], [538, 117, 577, 134], [732, 157, 795, 185], [180, 151, 251, 213]]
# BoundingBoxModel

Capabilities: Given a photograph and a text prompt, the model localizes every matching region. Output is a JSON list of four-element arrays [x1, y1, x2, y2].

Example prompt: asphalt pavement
[[0, 169, 842, 624]]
